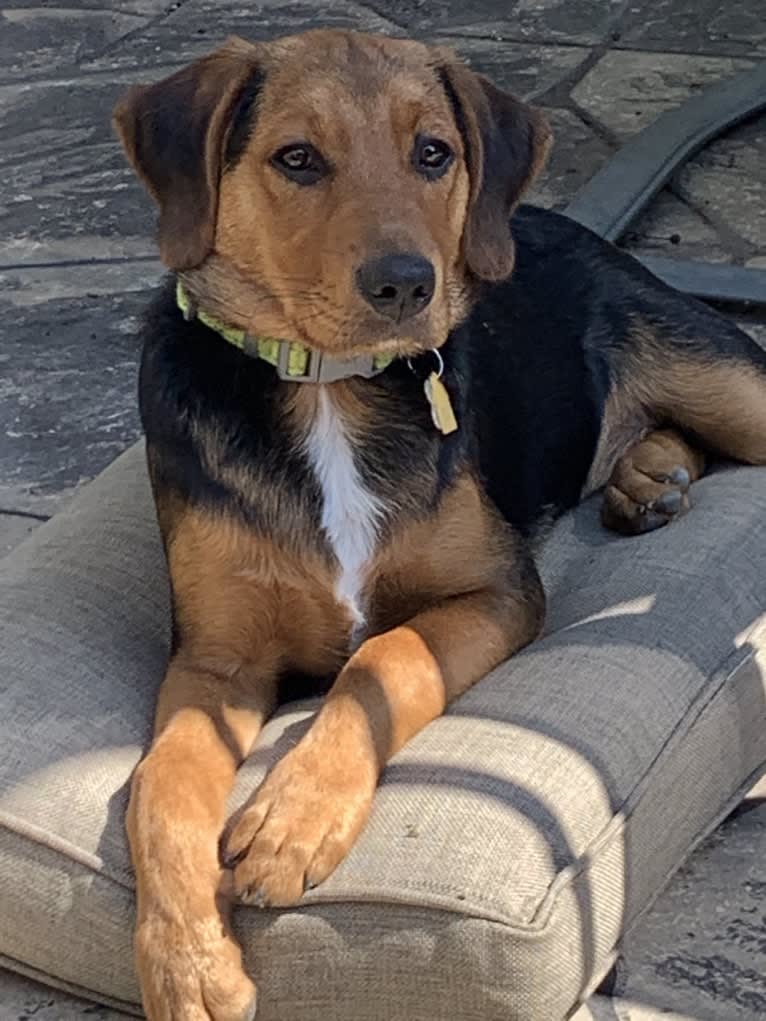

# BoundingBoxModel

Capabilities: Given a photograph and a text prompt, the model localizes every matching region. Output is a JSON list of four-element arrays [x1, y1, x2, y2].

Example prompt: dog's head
[[114, 31, 550, 357]]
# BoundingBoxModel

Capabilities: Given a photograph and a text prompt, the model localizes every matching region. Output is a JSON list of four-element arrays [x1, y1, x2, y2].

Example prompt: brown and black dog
[[114, 29, 766, 1021]]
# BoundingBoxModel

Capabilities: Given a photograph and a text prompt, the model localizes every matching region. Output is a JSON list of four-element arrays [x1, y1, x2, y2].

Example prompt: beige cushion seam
[[0, 810, 134, 890], [3, 621, 763, 934], [349, 634, 763, 927], [0, 815, 561, 939], [532, 637, 764, 928]]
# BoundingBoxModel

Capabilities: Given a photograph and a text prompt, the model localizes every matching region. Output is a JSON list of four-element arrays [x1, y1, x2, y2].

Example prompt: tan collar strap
[[176, 282, 395, 383]]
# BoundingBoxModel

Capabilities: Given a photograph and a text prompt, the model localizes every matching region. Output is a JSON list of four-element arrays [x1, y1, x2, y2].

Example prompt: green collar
[[176, 282, 395, 384]]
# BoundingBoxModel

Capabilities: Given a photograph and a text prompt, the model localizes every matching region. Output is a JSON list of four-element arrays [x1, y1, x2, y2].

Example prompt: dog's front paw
[[135, 907, 257, 1021], [223, 737, 376, 907]]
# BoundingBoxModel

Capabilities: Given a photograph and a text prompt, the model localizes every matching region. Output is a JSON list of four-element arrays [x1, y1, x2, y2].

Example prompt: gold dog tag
[[424, 372, 458, 435]]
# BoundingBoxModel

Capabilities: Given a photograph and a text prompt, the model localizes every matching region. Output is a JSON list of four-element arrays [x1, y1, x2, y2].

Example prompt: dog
[[113, 28, 766, 1020]]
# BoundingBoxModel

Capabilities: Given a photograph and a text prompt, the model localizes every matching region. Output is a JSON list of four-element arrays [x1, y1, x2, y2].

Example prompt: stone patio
[[0, 0, 764, 1018]]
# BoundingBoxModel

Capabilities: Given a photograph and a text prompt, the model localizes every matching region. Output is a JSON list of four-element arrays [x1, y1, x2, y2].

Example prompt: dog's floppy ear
[[113, 37, 263, 270], [438, 60, 552, 281]]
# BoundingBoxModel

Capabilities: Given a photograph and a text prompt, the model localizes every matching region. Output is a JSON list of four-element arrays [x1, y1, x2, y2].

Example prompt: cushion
[[1, 441, 765, 1021]]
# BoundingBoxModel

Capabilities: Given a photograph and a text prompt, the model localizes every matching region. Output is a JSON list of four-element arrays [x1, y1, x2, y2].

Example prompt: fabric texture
[[1, 441, 765, 1020]]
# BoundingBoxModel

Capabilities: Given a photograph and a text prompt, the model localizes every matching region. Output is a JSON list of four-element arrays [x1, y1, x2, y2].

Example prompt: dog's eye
[[413, 136, 454, 179], [271, 143, 327, 185]]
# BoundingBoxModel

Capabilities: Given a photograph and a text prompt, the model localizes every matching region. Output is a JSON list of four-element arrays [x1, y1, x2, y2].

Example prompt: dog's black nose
[[356, 253, 435, 321]]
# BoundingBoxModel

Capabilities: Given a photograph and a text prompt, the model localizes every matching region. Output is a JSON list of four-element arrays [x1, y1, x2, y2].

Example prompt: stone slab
[[0, 2, 166, 83], [614, 0, 766, 59], [673, 116, 766, 256], [78, 0, 402, 73], [2, 0, 168, 10], [434, 37, 589, 100], [526, 107, 613, 210], [0, 70, 170, 266], [362, 0, 625, 46], [621, 192, 733, 266], [571, 51, 757, 141], [0, 262, 156, 510]]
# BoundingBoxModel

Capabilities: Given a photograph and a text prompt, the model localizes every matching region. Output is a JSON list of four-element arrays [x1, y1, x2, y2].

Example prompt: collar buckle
[[276, 342, 322, 382], [276, 342, 382, 384]]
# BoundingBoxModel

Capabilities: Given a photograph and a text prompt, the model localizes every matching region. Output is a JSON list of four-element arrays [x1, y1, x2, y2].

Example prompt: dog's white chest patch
[[304, 388, 383, 631]]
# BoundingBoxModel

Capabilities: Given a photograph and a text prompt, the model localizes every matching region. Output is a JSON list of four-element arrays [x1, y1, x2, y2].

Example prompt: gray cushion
[[0, 441, 765, 1020]]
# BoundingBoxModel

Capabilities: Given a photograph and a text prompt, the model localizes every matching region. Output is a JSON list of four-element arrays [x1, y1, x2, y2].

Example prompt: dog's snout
[[356, 253, 435, 321]]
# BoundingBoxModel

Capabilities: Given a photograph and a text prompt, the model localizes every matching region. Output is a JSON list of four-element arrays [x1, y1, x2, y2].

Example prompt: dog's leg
[[128, 506, 296, 1021], [656, 358, 766, 468], [602, 326, 766, 534], [130, 659, 275, 1021], [224, 578, 544, 907], [602, 427, 705, 535]]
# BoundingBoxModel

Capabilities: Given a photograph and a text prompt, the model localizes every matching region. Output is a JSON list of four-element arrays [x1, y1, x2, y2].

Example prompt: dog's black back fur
[[140, 205, 766, 540]]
